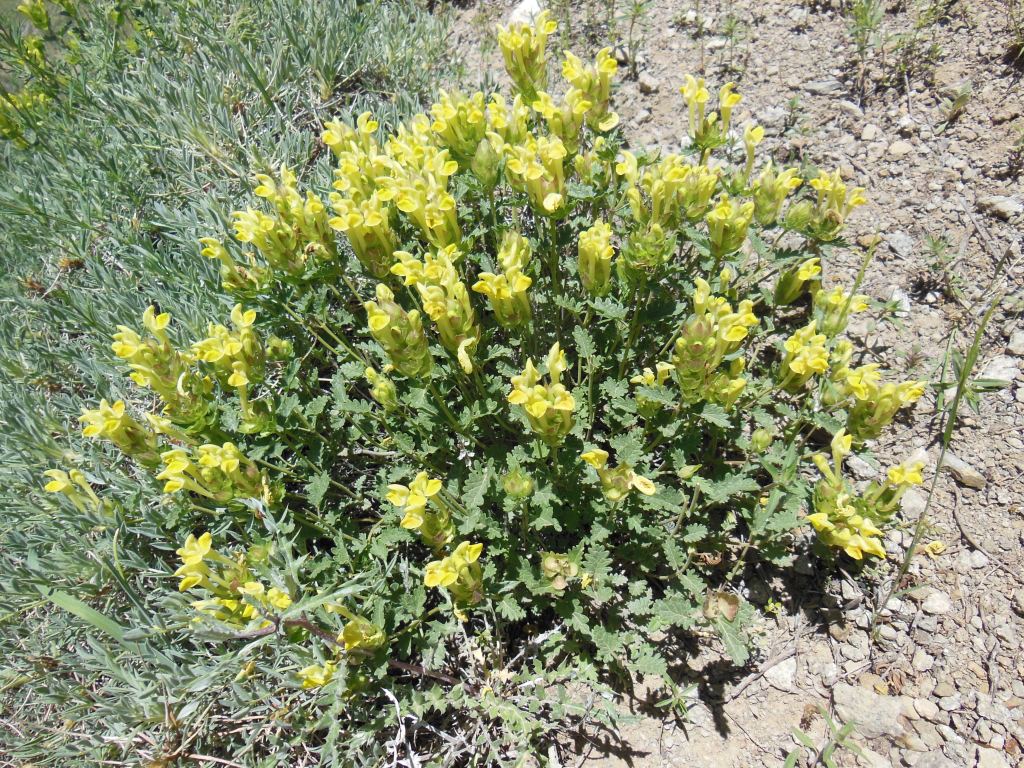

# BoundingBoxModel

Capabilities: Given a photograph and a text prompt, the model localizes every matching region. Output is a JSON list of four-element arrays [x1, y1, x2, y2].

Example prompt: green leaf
[[699, 402, 732, 429], [696, 471, 760, 505], [715, 614, 751, 666], [463, 461, 492, 512], [592, 296, 627, 321], [651, 595, 698, 629], [39, 588, 130, 646], [305, 471, 331, 508], [572, 325, 596, 358]]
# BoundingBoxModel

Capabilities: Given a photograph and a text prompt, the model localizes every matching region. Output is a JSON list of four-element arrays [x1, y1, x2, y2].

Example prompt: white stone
[[1007, 330, 1024, 356], [978, 195, 1023, 221], [981, 355, 1020, 384], [508, 0, 542, 26], [940, 453, 987, 489], [833, 683, 908, 740], [976, 747, 1010, 768], [764, 656, 797, 692], [914, 698, 941, 721], [889, 140, 915, 158], [638, 70, 660, 94], [922, 591, 954, 615], [913, 648, 935, 672]]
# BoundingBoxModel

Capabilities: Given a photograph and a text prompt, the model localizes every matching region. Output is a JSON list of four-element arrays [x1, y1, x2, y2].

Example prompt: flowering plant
[[43, 10, 927, 760]]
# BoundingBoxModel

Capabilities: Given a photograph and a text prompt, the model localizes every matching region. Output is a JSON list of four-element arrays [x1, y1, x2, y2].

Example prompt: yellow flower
[[577, 220, 615, 296], [774, 257, 820, 306], [581, 448, 656, 502], [496, 9, 557, 100], [364, 284, 433, 379], [496, 132, 568, 216], [671, 280, 757, 407], [391, 246, 479, 372], [423, 541, 484, 605], [387, 472, 453, 549], [741, 123, 764, 181], [561, 48, 619, 131], [814, 285, 869, 337], [429, 89, 488, 163], [705, 195, 755, 258], [473, 268, 532, 327], [496, 230, 533, 273], [532, 88, 589, 153], [364, 365, 399, 411], [298, 660, 337, 689], [780, 321, 829, 391], [886, 460, 924, 487], [387, 472, 443, 528], [508, 343, 576, 445], [797, 169, 868, 241], [752, 163, 802, 225], [176, 532, 213, 566]]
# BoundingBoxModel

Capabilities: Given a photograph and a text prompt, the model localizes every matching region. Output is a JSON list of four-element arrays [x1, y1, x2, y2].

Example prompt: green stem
[[428, 381, 485, 451]]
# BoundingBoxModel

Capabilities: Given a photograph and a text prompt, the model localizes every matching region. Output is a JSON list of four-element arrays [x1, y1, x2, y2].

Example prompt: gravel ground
[[448, 1, 1023, 765]]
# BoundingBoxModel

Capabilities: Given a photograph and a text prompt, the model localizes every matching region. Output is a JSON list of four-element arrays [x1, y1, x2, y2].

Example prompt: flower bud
[[470, 137, 501, 188], [750, 428, 774, 453], [502, 468, 535, 499]]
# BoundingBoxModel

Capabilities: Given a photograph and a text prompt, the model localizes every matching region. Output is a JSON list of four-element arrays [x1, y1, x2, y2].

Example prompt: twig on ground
[[715, 645, 797, 703], [950, 483, 990, 557]]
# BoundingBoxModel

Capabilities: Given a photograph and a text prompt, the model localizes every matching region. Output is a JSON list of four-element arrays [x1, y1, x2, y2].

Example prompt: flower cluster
[[577, 220, 615, 296], [779, 321, 830, 392], [561, 48, 619, 132], [671, 279, 757, 408], [807, 432, 925, 559], [833, 363, 927, 441], [680, 77, 742, 152], [364, 365, 399, 411], [507, 343, 576, 445], [80, 399, 161, 464], [230, 166, 334, 281], [391, 246, 480, 373], [386, 472, 454, 551], [423, 541, 485, 607], [580, 449, 656, 503], [174, 533, 292, 626], [496, 9, 556, 100], [473, 232, 533, 327], [364, 284, 433, 379], [785, 170, 867, 242], [111, 306, 212, 425], [156, 442, 262, 502]]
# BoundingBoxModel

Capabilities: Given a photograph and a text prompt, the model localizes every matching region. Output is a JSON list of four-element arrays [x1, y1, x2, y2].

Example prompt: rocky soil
[[447, 1, 1023, 766]]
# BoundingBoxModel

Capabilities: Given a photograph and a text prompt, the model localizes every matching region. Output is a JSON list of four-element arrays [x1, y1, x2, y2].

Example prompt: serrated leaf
[[572, 325, 596, 358], [699, 402, 732, 428], [463, 461, 492, 512], [305, 471, 331, 508], [715, 615, 750, 666], [696, 471, 760, 505], [496, 595, 527, 621], [651, 595, 698, 629], [592, 296, 627, 321], [629, 644, 668, 679]]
